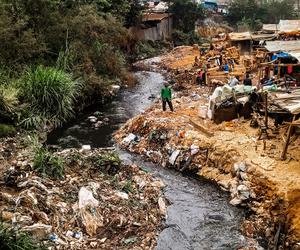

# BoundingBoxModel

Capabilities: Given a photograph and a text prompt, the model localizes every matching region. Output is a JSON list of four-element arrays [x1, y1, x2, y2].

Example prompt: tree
[[124, 0, 144, 27], [163, 0, 205, 33], [263, 0, 296, 24], [227, 0, 297, 31], [227, 0, 267, 30]]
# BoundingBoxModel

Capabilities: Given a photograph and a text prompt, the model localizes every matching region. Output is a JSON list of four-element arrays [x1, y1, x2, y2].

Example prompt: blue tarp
[[271, 52, 292, 60]]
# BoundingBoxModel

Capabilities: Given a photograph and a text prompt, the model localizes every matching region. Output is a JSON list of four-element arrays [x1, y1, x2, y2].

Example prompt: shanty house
[[264, 40, 300, 80], [262, 24, 278, 33], [136, 13, 173, 41], [228, 32, 276, 54]]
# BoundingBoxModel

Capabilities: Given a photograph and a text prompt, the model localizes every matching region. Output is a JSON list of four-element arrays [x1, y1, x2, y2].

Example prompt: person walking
[[161, 82, 174, 111]]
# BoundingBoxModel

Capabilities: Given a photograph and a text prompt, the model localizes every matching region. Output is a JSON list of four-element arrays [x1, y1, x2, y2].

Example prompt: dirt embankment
[[115, 47, 300, 248], [115, 86, 300, 248]]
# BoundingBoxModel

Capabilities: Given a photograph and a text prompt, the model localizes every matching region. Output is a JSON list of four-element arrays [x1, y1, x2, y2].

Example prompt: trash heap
[[0, 147, 166, 249]]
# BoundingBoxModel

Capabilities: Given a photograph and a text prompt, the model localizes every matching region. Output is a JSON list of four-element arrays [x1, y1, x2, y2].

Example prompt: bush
[[0, 84, 19, 121], [0, 124, 16, 137], [91, 152, 121, 175], [20, 66, 80, 129], [33, 147, 65, 179], [172, 29, 203, 46], [0, 223, 46, 250]]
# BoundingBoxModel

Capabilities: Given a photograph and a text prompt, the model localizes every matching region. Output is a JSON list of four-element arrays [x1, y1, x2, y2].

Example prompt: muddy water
[[47, 71, 261, 249]]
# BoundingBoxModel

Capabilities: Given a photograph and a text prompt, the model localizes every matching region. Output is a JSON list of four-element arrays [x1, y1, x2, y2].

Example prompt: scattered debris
[[0, 148, 166, 249]]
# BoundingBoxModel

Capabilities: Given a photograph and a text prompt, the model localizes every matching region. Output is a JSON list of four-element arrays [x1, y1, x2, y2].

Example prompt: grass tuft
[[0, 223, 46, 250], [33, 146, 65, 179], [91, 152, 121, 175], [0, 124, 16, 137], [20, 65, 81, 129]]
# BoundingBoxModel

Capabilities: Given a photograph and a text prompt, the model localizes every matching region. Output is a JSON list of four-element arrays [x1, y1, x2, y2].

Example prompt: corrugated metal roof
[[251, 33, 277, 41], [278, 20, 300, 32], [265, 40, 300, 61], [262, 24, 278, 32], [229, 32, 276, 41], [272, 92, 300, 114], [265, 40, 300, 52], [142, 13, 171, 22]]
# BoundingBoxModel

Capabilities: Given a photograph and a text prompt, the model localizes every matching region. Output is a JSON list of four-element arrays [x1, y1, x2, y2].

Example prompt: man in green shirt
[[161, 82, 174, 111]]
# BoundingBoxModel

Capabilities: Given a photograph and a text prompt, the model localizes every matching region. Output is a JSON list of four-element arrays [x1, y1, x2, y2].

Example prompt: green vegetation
[[33, 146, 65, 179], [0, 84, 19, 122], [20, 66, 80, 129], [0, 0, 144, 131], [0, 124, 16, 137], [172, 29, 204, 46], [163, 0, 205, 45], [0, 223, 46, 250], [135, 40, 169, 59], [227, 0, 297, 30], [91, 152, 122, 175]]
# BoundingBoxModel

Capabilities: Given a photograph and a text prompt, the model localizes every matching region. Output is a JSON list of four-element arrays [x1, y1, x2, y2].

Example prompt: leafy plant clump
[[0, 124, 16, 137], [92, 152, 122, 175], [0, 223, 46, 250], [33, 147, 65, 179], [20, 65, 80, 129], [0, 84, 19, 122]]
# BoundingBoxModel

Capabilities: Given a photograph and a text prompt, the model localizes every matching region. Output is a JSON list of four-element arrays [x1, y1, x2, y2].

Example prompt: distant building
[[203, 0, 218, 10], [136, 13, 173, 41], [201, 0, 231, 13]]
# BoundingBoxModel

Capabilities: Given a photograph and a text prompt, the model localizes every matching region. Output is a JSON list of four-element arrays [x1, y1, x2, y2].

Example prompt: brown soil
[[115, 84, 300, 248]]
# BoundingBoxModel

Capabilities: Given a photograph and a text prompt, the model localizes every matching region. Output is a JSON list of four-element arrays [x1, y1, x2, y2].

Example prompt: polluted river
[[47, 71, 262, 249]]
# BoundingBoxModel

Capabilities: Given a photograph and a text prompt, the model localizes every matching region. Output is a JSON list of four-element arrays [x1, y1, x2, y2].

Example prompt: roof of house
[[278, 20, 300, 33], [229, 32, 276, 41], [262, 24, 278, 32], [265, 40, 300, 52], [142, 13, 172, 22], [265, 40, 300, 61], [204, 0, 217, 3], [228, 32, 252, 41]]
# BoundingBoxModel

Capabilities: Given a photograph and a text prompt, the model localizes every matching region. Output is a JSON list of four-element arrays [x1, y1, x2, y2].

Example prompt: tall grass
[[20, 66, 81, 129]]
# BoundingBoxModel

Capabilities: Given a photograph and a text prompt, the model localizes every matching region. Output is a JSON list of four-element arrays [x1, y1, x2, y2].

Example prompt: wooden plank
[[281, 115, 296, 160], [189, 119, 214, 137]]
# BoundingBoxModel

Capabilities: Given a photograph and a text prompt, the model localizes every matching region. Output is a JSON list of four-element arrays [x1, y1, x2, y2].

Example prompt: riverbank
[[0, 135, 166, 249], [46, 69, 255, 249], [115, 48, 300, 248]]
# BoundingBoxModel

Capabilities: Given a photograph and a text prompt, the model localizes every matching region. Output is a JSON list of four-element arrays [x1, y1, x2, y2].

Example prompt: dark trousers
[[162, 99, 174, 111]]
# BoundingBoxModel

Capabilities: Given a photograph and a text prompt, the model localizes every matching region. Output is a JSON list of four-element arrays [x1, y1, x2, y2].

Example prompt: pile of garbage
[[0, 148, 166, 249]]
